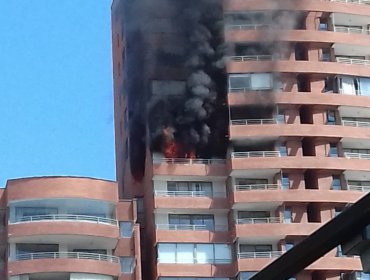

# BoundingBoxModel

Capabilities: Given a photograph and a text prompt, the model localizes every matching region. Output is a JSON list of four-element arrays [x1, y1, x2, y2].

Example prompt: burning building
[[112, 0, 370, 279]]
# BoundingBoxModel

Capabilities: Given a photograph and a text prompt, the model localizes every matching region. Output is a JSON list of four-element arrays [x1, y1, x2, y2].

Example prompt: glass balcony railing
[[236, 217, 281, 224], [230, 119, 277, 125], [155, 224, 228, 231]]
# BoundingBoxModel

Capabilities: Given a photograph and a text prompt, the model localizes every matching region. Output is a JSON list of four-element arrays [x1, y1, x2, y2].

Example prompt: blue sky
[[0, 0, 115, 186]]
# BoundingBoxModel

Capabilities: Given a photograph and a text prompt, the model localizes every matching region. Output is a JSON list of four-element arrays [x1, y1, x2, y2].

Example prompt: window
[[281, 173, 289, 190], [279, 145, 287, 156], [329, 143, 338, 157], [152, 80, 186, 96], [321, 48, 331, 61], [331, 175, 341, 190], [276, 111, 285, 124], [326, 110, 336, 125], [167, 181, 213, 196], [285, 242, 294, 251], [336, 245, 343, 257], [157, 243, 232, 264], [119, 221, 133, 237], [169, 214, 215, 231], [240, 272, 257, 280], [229, 73, 273, 91], [16, 243, 58, 256], [319, 18, 328, 31], [283, 207, 292, 223], [239, 244, 273, 253], [120, 256, 135, 273]]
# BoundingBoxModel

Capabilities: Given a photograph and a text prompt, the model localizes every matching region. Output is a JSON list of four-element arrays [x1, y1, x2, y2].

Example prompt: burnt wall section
[[120, 0, 228, 181]]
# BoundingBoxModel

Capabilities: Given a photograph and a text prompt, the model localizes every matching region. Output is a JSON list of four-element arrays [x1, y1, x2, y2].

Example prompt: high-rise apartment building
[[112, 0, 370, 279]]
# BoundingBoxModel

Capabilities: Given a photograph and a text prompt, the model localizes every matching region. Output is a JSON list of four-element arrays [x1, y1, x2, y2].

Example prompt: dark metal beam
[[250, 193, 370, 280]]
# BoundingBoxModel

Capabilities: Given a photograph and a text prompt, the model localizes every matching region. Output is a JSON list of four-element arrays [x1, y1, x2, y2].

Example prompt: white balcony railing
[[153, 158, 226, 165], [344, 152, 370, 160], [156, 224, 228, 231], [237, 217, 281, 224], [225, 24, 271, 30], [154, 190, 225, 198], [347, 185, 370, 192], [230, 119, 276, 125], [10, 214, 118, 226], [342, 120, 370, 128], [157, 258, 231, 264], [238, 251, 284, 259], [336, 57, 370, 66], [228, 86, 273, 92], [235, 183, 280, 191], [327, 0, 370, 5], [333, 26, 369, 35], [231, 151, 281, 158], [230, 55, 274, 62], [15, 252, 119, 263]]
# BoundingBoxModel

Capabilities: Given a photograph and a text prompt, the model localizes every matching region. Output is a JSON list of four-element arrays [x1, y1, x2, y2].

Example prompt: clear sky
[[0, 0, 115, 186]]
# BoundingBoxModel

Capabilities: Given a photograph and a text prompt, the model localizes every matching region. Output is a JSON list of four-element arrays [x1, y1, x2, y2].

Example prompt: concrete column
[[317, 174, 333, 191], [290, 173, 305, 190], [292, 205, 308, 223], [285, 108, 301, 124], [287, 140, 303, 156]]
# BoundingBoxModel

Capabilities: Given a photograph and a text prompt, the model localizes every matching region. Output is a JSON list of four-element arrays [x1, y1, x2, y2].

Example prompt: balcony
[[8, 251, 120, 277], [236, 217, 281, 224], [235, 183, 280, 191], [231, 151, 281, 158], [336, 57, 370, 66], [156, 224, 228, 231], [344, 152, 370, 160], [238, 251, 284, 259], [152, 157, 227, 177], [347, 184, 370, 192], [9, 214, 118, 226], [225, 23, 271, 30], [328, 0, 370, 4], [154, 190, 225, 198], [230, 55, 274, 62], [342, 120, 370, 128], [230, 119, 277, 125], [14, 251, 119, 263], [333, 26, 370, 35], [154, 191, 229, 210], [154, 158, 226, 165]]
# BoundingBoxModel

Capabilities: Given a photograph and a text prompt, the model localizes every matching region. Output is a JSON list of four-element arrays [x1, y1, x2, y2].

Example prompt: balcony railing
[[231, 151, 281, 158], [229, 86, 273, 92], [238, 251, 284, 259], [156, 224, 228, 231], [344, 152, 370, 160], [347, 185, 370, 192], [337, 89, 370, 96], [14, 252, 119, 263], [237, 217, 281, 224], [327, 0, 370, 5], [333, 26, 369, 35], [336, 57, 370, 66], [154, 190, 225, 197], [153, 158, 226, 165], [10, 214, 118, 226], [225, 24, 271, 30], [235, 183, 280, 191], [342, 120, 370, 128], [230, 119, 276, 125], [229, 55, 274, 62]]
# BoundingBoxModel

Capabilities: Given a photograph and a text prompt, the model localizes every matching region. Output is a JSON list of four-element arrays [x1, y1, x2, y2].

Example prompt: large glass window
[[281, 174, 289, 190], [157, 243, 232, 264], [167, 181, 213, 196], [169, 214, 215, 230], [16, 243, 59, 256], [120, 256, 135, 273], [229, 73, 273, 91], [283, 207, 292, 223], [119, 221, 133, 237], [331, 176, 341, 190], [329, 143, 338, 157]]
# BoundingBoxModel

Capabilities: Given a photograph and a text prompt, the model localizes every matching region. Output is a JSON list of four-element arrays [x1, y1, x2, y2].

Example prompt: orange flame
[[162, 128, 195, 159]]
